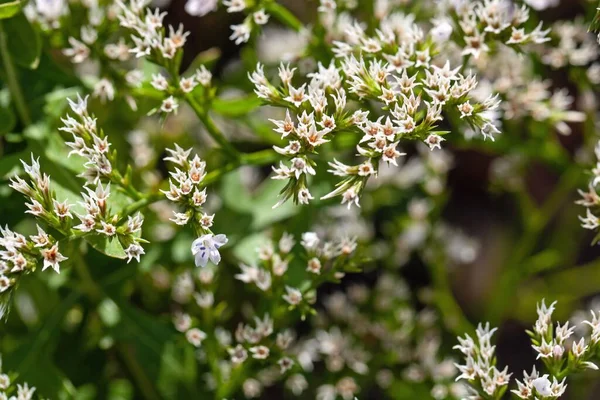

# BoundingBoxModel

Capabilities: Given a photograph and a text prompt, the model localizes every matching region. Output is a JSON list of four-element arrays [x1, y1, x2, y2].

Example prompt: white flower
[[249, 345, 270, 359], [124, 243, 145, 263], [283, 286, 302, 305], [532, 376, 552, 396], [301, 232, 319, 250], [151, 74, 169, 91], [184, 0, 217, 17], [230, 22, 251, 45], [161, 96, 179, 113], [41, 244, 68, 273], [191, 234, 228, 267], [424, 134, 445, 150], [186, 328, 207, 347]]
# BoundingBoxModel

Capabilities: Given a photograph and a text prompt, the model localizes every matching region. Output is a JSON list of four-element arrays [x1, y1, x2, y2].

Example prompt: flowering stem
[[264, 2, 303, 32], [183, 94, 241, 160], [0, 21, 32, 126]]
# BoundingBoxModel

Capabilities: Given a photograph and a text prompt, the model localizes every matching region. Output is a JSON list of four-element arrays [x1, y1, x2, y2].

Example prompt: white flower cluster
[[6, 157, 70, 277], [61, 95, 114, 183], [235, 232, 357, 310], [578, 141, 600, 237], [456, 300, 600, 399], [161, 144, 229, 268], [161, 144, 212, 229], [454, 322, 511, 398], [117, 0, 189, 62], [249, 2, 508, 207]]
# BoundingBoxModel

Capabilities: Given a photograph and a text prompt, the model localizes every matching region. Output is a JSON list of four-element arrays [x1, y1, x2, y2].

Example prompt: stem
[[264, 2, 303, 32], [0, 22, 31, 126], [485, 166, 583, 323], [184, 94, 240, 160]]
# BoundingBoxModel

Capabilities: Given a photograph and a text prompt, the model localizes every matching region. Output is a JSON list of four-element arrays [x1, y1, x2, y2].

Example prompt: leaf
[[211, 95, 262, 118], [0, 104, 15, 135], [3, 12, 41, 69], [84, 235, 127, 259], [0, 0, 21, 20]]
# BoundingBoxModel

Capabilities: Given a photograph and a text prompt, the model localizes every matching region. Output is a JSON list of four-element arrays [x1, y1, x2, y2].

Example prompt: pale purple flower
[[191, 234, 228, 267]]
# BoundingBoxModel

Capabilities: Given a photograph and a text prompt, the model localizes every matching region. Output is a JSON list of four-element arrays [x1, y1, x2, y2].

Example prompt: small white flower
[[124, 243, 145, 263], [532, 376, 552, 396], [161, 96, 179, 113], [170, 212, 190, 226], [184, 0, 217, 17], [186, 328, 207, 347], [191, 234, 228, 267], [249, 345, 270, 359], [151, 74, 169, 91], [41, 244, 68, 273], [283, 286, 302, 305], [424, 134, 445, 150]]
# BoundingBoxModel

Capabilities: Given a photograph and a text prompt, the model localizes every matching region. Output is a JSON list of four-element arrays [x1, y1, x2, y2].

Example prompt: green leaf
[[211, 95, 262, 118], [84, 235, 127, 259], [0, 104, 15, 135], [3, 12, 41, 69], [0, 0, 22, 20]]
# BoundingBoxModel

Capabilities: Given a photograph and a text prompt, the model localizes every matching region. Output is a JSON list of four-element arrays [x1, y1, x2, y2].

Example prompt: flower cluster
[[578, 140, 600, 240], [117, 0, 188, 66], [235, 232, 359, 315], [248, 0, 512, 207], [455, 300, 600, 399]]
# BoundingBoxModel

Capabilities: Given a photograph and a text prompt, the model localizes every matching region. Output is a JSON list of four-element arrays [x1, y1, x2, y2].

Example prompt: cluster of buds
[[578, 141, 600, 240], [116, 0, 189, 69], [235, 232, 358, 317], [446, 0, 550, 59], [527, 301, 599, 378], [454, 323, 511, 398], [0, 355, 36, 400], [48, 0, 145, 108], [161, 144, 228, 268], [6, 156, 72, 279], [150, 64, 213, 116], [161, 144, 210, 229], [184, 0, 271, 45], [60, 95, 117, 184], [456, 300, 600, 399], [250, 2, 503, 207]]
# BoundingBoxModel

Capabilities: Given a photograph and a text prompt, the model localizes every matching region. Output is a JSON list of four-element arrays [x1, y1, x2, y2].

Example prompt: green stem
[[264, 2, 303, 32], [485, 166, 583, 323], [184, 94, 240, 160], [0, 21, 31, 126]]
